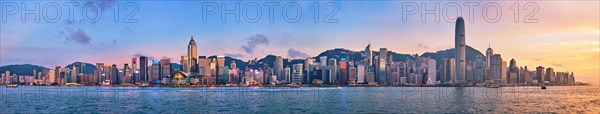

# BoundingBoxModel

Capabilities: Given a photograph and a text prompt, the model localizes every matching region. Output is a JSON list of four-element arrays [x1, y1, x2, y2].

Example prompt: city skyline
[[0, 31, 583, 86], [1, 1, 598, 85]]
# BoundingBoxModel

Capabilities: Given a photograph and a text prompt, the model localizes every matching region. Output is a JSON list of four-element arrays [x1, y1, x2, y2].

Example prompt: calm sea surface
[[1, 86, 599, 113]]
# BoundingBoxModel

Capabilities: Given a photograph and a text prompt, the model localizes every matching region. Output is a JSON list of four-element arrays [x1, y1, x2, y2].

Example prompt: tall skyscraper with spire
[[455, 17, 466, 84], [188, 36, 197, 73], [486, 44, 493, 67], [485, 45, 493, 81]]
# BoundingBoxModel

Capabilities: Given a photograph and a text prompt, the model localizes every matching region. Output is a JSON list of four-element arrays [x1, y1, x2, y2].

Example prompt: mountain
[[65, 62, 97, 74], [171, 63, 181, 70], [316, 48, 363, 63], [207, 56, 249, 70], [314, 48, 416, 64], [1, 46, 486, 75], [0, 64, 50, 76], [420, 45, 485, 68]]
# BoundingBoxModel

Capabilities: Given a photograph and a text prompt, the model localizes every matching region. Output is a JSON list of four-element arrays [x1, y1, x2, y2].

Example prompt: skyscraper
[[501, 61, 507, 84], [536, 66, 545, 84], [546, 67, 554, 83], [228, 61, 238, 83], [520, 66, 530, 84], [48, 70, 56, 84], [455, 17, 466, 84], [328, 58, 338, 84], [426, 59, 436, 85], [486, 46, 493, 68], [209, 58, 217, 84], [357, 64, 365, 84], [284, 66, 291, 83], [140, 56, 148, 82], [5, 71, 10, 84], [95, 63, 105, 84], [132, 58, 137, 84], [274, 56, 283, 82], [292, 63, 303, 84], [485, 45, 493, 82], [111, 64, 119, 85], [474, 55, 485, 83], [54, 66, 61, 84], [379, 48, 388, 84], [508, 59, 519, 84], [490, 54, 503, 81], [379, 48, 388, 62], [198, 56, 211, 84], [349, 62, 357, 84], [150, 61, 161, 83], [440, 58, 455, 83], [378, 57, 387, 84], [216, 56, 226, 84], [181, 56, 189, 73], [365, 44, 373, 72], [320, 56, 328, 66], [124, 63, 131, 84], [188, 36, 197, 73], [160, 59, 171, 83], [339, 58, 348, 84]]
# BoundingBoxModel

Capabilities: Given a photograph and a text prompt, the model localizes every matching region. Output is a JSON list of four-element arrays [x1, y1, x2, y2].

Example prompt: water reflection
[[0, 86, 598, 113]]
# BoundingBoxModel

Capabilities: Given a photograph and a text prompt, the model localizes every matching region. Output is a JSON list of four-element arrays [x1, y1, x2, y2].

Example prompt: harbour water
[[1, 86, 599, 113]]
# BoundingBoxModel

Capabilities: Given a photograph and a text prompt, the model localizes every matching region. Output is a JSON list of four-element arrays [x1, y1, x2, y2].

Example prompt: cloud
[[160, 56, 171, 60], [225, 53, 244, 59], [287, 48, 311, 59], [417, 43, 429, 49], [80, 0, 117, 13], [552, 63, 564, 67], [241, 34, 269, 54], [65, 28, 91, 45], [132, 54, 156, 61]]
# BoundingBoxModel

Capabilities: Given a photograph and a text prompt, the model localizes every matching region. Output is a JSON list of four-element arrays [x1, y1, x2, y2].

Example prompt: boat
[[336, 86, 342, 89], [5, 84, 18, 88], [101, 80, 111, 86], [138, 83, 150, 87], [541, 86, 547, 90], [484, 83, 500, 88], [289, 84, 301, 88]]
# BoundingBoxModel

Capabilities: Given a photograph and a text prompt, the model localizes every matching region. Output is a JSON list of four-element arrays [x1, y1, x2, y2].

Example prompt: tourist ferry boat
[[101, 80, 112, 86], [138, 83, 150, 87], [484, 83, 501, 88], [5, 84, 18, 88]]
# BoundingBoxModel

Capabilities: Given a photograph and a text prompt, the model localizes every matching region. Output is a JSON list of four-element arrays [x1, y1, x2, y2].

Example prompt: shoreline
[[1, 84, 590, 88]]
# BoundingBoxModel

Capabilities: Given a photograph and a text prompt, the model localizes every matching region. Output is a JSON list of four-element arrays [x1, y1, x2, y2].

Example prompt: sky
[[1, 0, 599, 86]]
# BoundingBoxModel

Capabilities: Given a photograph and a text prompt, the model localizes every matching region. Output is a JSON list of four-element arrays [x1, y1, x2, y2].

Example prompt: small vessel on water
[[541, 86, 547, 90], [5, 84, 18, 88], [138, 83, 150, 87], [484, 83, 500, 88], [101, 80, 111, 86], [289, 85, 301, 88], [288, 83, 301, 88]]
